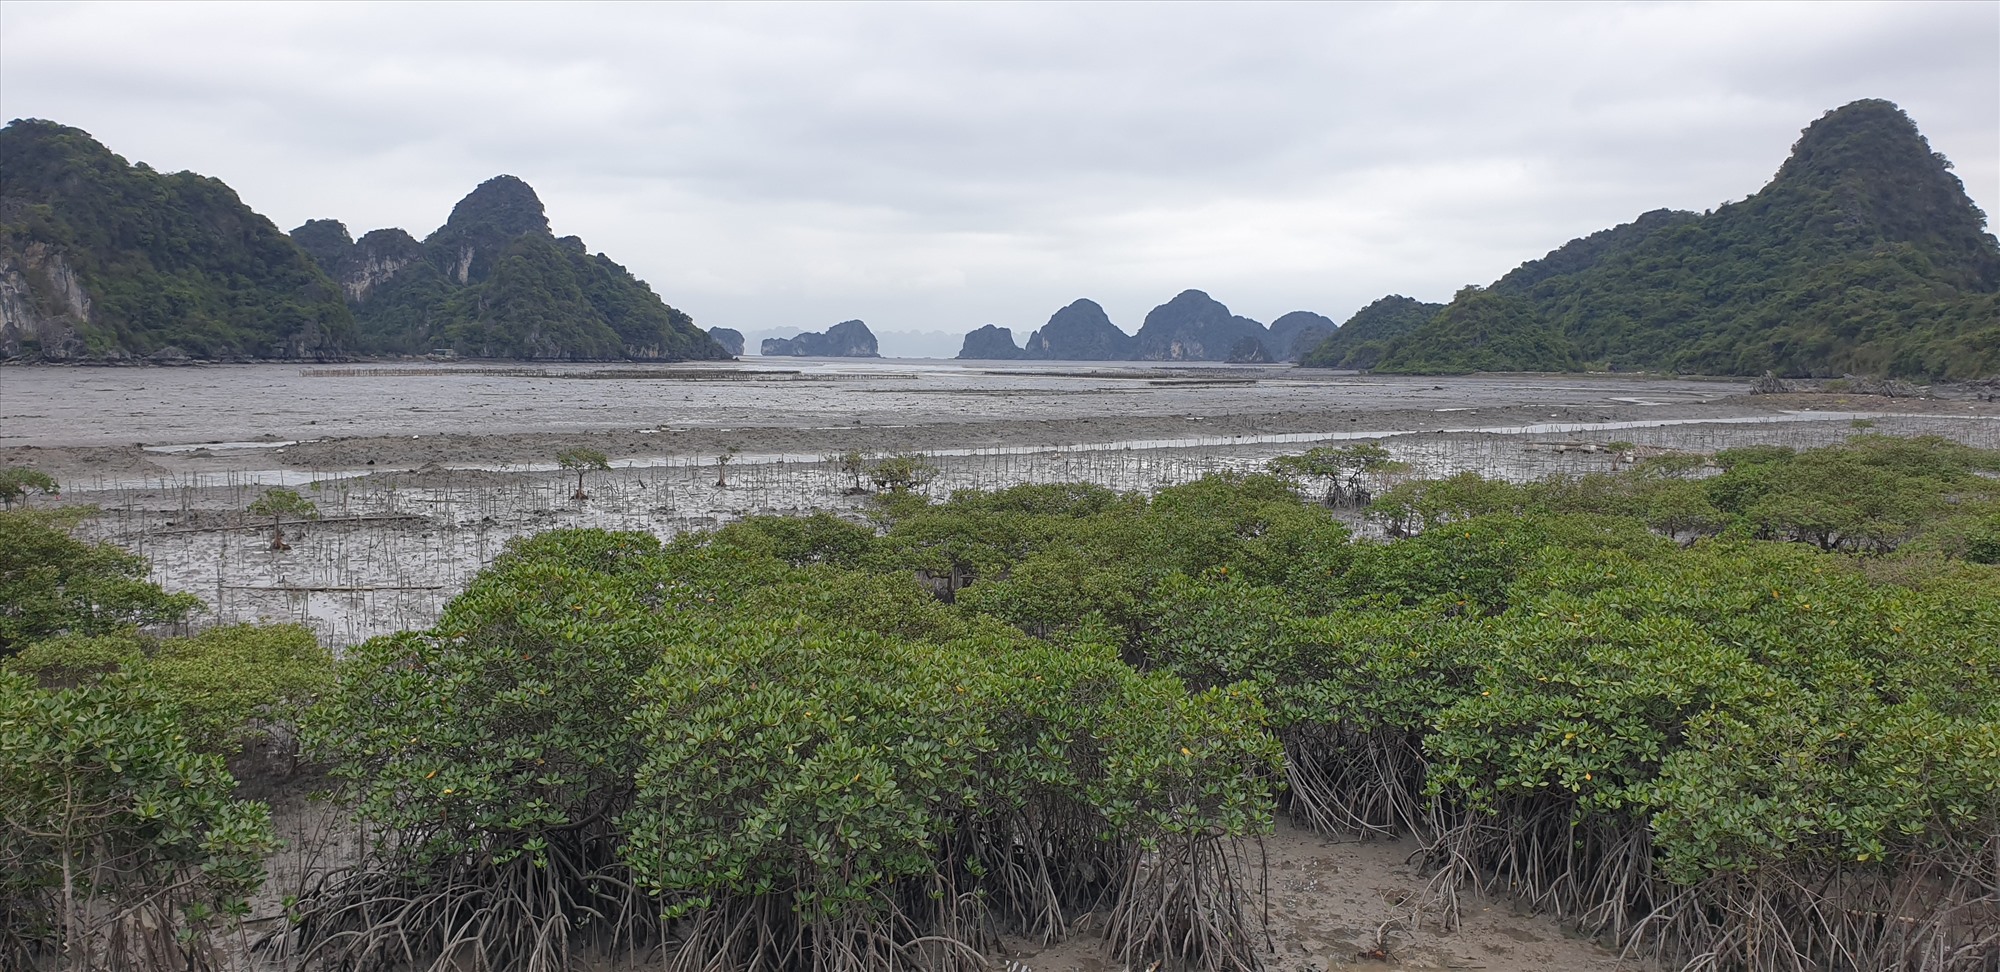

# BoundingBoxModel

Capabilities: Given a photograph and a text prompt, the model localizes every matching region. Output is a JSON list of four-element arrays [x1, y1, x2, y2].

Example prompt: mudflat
[[8, 360, 1996, 484]]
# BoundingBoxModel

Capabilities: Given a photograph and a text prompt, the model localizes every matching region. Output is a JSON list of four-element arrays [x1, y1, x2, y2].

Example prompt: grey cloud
[[2, 1, 1994, 342]]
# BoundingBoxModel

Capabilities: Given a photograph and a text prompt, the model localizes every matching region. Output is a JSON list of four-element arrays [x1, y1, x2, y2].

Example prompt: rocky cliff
[[1264, 310, 1337, 361], [707, 327, 745, 356], [0, 119, 354, 361], [294, 176, 727, 361], [1022, 299, 1135, 359], [1225, 337, 1273, 363], [956, 324, 1025, 359], [761, 319, 880, 357], [1132, 290, 1267, 362]]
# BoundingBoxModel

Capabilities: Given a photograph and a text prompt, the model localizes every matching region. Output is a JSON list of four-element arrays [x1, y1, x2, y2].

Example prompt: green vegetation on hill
[[1373, 100, 2000, 379], [296, 176, 727, 360], [0, 119, 354, 360], [0, 121, 720, 362], [1298, 294, 1445, 369]]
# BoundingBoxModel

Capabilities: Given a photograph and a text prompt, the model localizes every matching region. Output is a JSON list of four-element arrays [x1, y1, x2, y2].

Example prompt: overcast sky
[[4, 2, 1996, 355]]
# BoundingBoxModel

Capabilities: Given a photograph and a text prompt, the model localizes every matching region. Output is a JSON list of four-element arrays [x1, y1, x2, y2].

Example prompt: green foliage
[[620, 615, 1278, 966], [1268, 443, 1404, 506], [1361, 436, 2000, 557], [0, 509, 199, 657], [1964, 515, 2000, 565], [294, 528, 677, 968], [7, 623, 333, 756], [0, 119, 353, 360], [827, 448, 873, 493], [1367, 470, 1532, 536], [0, 467, 58, 507], [1140, 473, 1301, 576], [246, 486, 317, 521], [300, 177, 727, 361], [309, 532, 666, 869], [1228, 503, 1356, 608], [1429, 542, 1999, 858], [148, 623, 332, 751], [1702, 434, 2000, 552], [0, 671, 275, 968], [298, 515, 1280, 970], [5, 630, 148, 681], [1350, 513, 1670, 614], [944, 481, 1125, 518], [1367, 101, 2000, 379], [247, 486, 317, 549], [556, 446, 612, 497], [709, 512, 875, 568], [950, 543, 1149, 639], [897, 458, 1994, 965], [274, 439, 2000, 968], [1297, 295, 1443, 369], [867, 453, 937, 493], [1376, 285, 1580, 374], [620, 616, 994, 921]]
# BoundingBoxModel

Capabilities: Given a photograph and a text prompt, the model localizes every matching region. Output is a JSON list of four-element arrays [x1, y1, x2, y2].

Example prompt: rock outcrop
[[955, 324, 1025, 359], [1132, 290, 1267, 362], [0, 119, 353, 361], [1264, 311, 1337, 361], [292, 221, 426, 304], [0, 243, 93, 359], [707, 327, 745, 356], [1226, 337, 1273, 363], [293, 176, 727, 361], [762, 320, 880, 357], [1022, 299, 1134, 359]]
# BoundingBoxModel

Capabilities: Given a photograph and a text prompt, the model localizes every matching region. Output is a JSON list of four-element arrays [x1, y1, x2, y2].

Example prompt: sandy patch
[[995, 820, 1639, 972]]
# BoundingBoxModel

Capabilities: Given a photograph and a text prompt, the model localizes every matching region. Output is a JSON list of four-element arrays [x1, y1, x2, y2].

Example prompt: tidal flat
[[6, 359, 1997, 648]]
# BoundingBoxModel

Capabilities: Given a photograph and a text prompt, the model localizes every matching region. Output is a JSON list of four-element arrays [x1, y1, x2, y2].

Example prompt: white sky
[[4, 1, 1995, 354]]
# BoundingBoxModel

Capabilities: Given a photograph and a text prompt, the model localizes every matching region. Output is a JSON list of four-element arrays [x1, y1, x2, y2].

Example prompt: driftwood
[[222, 584, 446, 592], [1750, 371, 1932, 398], [1522, 441, 1674, 455], [141, 513, 431, 537]]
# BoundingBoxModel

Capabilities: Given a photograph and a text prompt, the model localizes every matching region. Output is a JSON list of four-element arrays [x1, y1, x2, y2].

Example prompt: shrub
[[0, 509, 200, 657], [0, 671, 274, 970]]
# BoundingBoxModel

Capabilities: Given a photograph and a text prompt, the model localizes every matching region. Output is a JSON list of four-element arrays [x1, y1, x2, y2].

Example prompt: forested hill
[[0, 119, 355, 361], [294, 176, 727, 361], [0, 120, 724, 363], [1355, 100, 2000, 379], [1297, 295, 1443, 369]]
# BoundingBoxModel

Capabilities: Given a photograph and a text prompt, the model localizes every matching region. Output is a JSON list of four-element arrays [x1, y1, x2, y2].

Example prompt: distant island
[[956, 324, 1025, 360], [955, 293, 1333, 363], [761, 320, 880, 357], [706, 327, 745, 356]]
